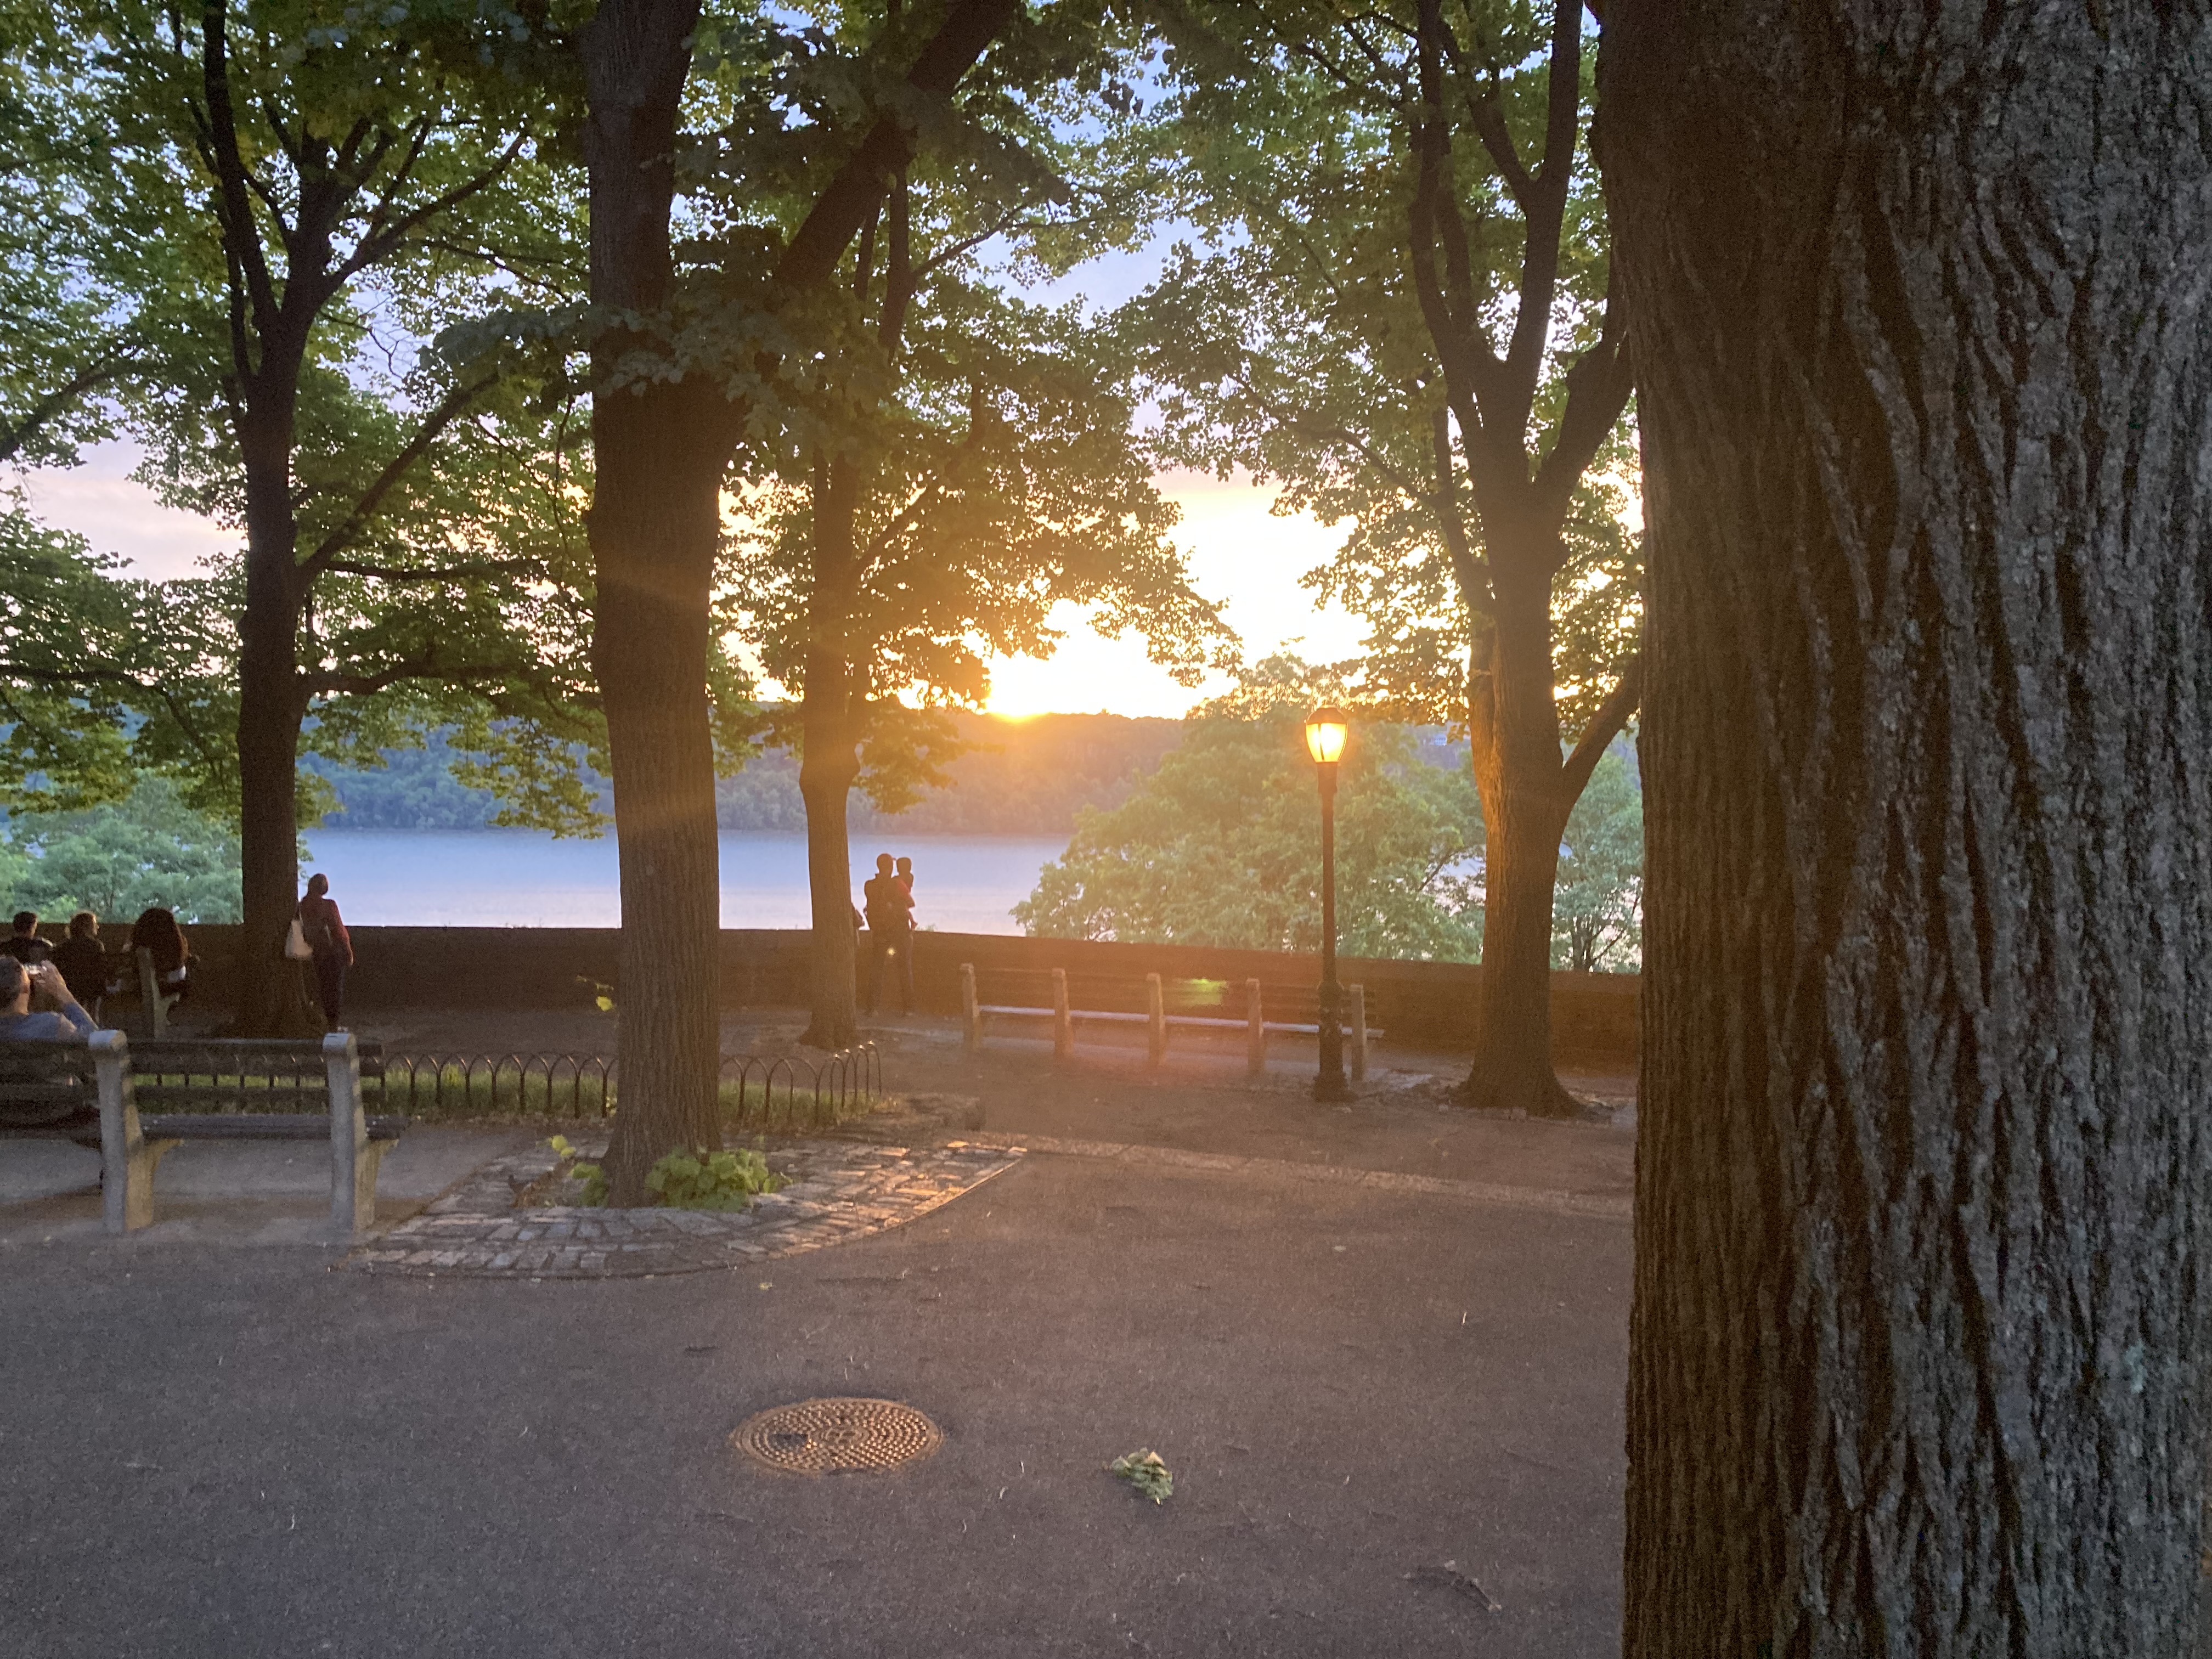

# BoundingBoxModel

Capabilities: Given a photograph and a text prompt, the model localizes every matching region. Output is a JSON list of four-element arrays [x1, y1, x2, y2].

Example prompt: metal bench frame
[[0, 1031, 394, 1238]]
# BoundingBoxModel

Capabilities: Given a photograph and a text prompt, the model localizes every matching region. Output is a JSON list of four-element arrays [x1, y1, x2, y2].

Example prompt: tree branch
[[0, 344, 140, 465], [198, 1, 280, 342], [1501, 0, 1582, 402], [338, 131, 526, 285], [320, 556, 545, 585], [1430, 406, 1491, 608], [1560, 653, 1640, 800], [771, 0, 1019, 297], [301, 375, 498, 577], [1531, 262, 1633, 529]]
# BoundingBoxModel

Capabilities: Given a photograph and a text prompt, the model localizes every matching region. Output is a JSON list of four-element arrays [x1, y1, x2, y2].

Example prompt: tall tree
[[1142, 0, 1637, 1115], [721, 51, 1222, 1049], [1604, 2, 2212, 1650], [12, 1, 597, 1029], [578, 0, 1018, 1199]]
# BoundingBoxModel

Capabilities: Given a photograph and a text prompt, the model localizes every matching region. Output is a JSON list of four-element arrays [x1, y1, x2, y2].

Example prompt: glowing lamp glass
[[1304, 706, 1350, 765]]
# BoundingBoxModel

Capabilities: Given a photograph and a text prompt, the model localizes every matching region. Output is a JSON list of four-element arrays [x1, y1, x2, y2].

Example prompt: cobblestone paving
[[344, 1137, 1024, 1280]]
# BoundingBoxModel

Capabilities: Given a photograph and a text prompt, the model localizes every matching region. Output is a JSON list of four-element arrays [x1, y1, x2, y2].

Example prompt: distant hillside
[[307, 713, 1187, 837]]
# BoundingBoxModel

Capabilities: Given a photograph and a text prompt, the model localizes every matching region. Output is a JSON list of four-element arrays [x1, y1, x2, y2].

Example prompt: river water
[[297, 830, 1071, 933]]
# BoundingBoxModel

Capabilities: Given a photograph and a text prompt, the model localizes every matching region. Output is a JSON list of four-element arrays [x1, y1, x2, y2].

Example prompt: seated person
[[50, 911, 115, 1018], [0, 910, 50, 965], [128, 907, 192, 1003], [0, 957, 100, 1128]]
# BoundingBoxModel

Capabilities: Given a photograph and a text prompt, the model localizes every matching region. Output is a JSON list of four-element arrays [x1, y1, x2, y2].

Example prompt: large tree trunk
[[581, 0, 724, 1203], [1604, 3, 2212, 1651], [1463, 557, 1580, 1117], [592, 392, 726, 1198], [797, 455, 863, 1052], [231, 405, 320, 1036]]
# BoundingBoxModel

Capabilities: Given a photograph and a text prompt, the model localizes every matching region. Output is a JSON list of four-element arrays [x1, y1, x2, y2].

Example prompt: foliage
[[644, 1146, 787, 1213], [1017, 659, 1485, 959], [0, 0, 613, 832], [1132, 0, 1639, 731], [1109, 1449, 1173, 1504], [3, 777, 241, 923], [1553, 748, 1642, 972], [713, 0, 1230, 799], [548, 1136, 610, 1207]]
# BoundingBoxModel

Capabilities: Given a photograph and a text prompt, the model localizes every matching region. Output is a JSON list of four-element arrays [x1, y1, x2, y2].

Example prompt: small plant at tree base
[[645, 1145, 786, 1212], [547, 1135, 608, 1206], [1109, 1449, 1173, 1504]]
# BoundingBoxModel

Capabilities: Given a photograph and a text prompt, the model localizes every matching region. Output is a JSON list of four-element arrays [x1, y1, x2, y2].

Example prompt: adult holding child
[[860, 853, 915, 1016]]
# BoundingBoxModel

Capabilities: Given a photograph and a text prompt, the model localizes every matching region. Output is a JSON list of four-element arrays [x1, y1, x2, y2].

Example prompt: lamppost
[[1304, 704, 1350, 1103]]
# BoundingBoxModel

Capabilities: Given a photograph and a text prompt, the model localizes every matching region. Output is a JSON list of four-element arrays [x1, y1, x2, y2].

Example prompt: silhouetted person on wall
[[861, 853, 915, 1015], [129, 908, 192, 1006], [893, 856, 918, 1008], [0, 911, 50, 964], [297, 873, 354, 1029], [50, 911, 114, 1022]]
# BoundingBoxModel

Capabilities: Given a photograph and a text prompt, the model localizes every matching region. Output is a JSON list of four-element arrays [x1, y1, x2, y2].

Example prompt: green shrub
[[645, 1145, 786, 1212]]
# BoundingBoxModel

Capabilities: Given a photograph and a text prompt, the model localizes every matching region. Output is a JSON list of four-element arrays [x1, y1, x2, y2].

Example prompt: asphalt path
[[2, 1148, 1630, 1658]]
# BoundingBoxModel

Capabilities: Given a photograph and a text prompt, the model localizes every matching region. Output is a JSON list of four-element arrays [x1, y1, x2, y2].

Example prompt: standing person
[[296, 873, 354, 1030], [0, 911, 49, 964], [128, 907, 193, 1006], [893, 856, 918, 1012], [49, 912, 114, 1022], [860, 854, 915, 1015]]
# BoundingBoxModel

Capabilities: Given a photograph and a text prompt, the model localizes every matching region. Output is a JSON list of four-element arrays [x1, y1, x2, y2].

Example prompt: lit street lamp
[[1304, 705, 1350, 1103]]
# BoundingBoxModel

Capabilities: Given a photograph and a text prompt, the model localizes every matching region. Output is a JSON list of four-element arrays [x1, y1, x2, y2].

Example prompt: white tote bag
[[283, 918, 315, 961]]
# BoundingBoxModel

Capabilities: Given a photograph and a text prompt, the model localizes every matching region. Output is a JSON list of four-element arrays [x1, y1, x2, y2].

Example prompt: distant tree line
[[299, 713, 1191, 836]]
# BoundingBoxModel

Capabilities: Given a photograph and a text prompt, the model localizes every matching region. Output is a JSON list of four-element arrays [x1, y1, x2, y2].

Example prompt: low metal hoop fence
[[370, 1052, 616, 1121], [368, 1043, 882, 1130], [719, 1042, 883, 1132]]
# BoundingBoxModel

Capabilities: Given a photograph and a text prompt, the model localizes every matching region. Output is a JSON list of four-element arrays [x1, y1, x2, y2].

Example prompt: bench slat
[[139, 1113, 408, 1143], [977, 1005, 1379, 1039]]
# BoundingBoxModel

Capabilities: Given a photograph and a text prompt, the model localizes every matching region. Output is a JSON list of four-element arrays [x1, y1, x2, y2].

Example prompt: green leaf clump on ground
[[644, 1146, 787, 1212], [1110, 1449, 1174, 1504]]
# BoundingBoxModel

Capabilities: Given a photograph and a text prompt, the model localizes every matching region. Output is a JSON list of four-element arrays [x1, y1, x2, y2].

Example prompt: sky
[[19, 227, 1379, 723], [22, 445, 1372, 723]]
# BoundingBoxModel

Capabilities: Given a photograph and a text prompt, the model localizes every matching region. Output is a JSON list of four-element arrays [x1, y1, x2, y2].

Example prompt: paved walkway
[[2, 1146, 1630, 1659], [348, 1138, 1023, 1279]]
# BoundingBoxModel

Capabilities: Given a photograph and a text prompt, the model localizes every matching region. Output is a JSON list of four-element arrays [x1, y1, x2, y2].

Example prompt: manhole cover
[[731, 1397, 944, 1474]]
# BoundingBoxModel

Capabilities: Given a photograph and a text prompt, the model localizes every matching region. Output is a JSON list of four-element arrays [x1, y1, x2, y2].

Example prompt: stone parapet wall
[[167, 925, 1639, 1067]]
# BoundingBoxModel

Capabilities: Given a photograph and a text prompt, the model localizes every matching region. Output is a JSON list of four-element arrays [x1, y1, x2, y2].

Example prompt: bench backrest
[[0, 1034, 382, 1116], [127, 1037, 382, 1111], [968, 966, 1341, 1024], [0, 1038, 97, 1124]]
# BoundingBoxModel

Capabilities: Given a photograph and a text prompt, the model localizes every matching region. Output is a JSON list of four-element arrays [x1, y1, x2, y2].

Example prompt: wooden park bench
[[0, 1032, 403, 1237], [958, 963, 1375, 1080]]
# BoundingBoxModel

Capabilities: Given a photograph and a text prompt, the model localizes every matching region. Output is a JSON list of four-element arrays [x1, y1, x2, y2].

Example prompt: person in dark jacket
[[860, 854, 915, 1015], [297, 873, 354, 1029], [0, 911, 49, 964], [49, 911, 114, 1021]]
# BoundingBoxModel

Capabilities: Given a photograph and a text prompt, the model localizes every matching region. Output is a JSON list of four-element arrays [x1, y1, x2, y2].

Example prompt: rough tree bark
[[798, 174, 912, 1052], [1603, 3, 2212, 1651], [580, 0, 1014, 1198], [797, 452, 865, 1051], [1404, 0, 1637, 1116], [579, 0, 726, 1199]]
